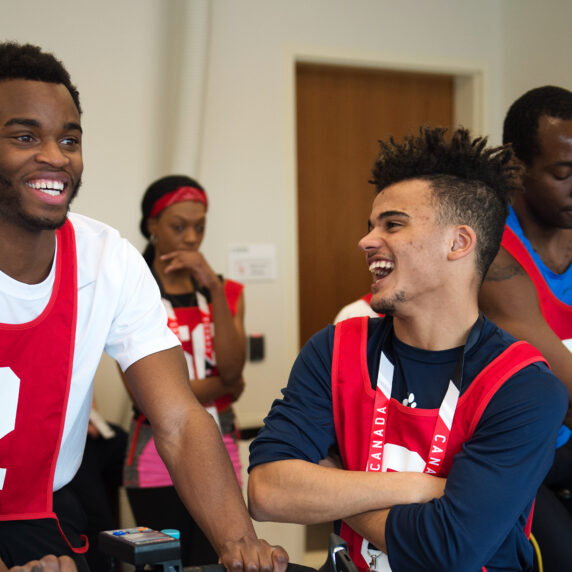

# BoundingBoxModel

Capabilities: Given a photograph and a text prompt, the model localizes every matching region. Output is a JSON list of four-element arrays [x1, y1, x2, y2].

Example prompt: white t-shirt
[[0, 213, 180, 490], [333, 298, 379, 324]]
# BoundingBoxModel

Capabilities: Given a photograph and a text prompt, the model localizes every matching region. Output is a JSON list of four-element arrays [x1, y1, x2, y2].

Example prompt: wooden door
[[296, 64, 454, 347]]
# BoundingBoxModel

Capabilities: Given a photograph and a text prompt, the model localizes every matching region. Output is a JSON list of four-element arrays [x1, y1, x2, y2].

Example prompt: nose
[[358, 227, 380, 253], [35, 140, 70, 168], [183, 227, 199, 246]]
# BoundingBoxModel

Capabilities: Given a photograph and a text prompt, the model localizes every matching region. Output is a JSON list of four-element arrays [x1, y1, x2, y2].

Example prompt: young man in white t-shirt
[[0, 41, 287, 572]]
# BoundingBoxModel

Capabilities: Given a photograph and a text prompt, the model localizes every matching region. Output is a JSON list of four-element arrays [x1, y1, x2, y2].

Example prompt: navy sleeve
[[385, 364, 567, 571], [249, 325, 337, 470]]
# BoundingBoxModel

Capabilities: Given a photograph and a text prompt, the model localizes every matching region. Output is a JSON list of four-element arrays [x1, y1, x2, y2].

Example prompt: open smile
[[24, 177, 71, 206], [369, 259, 394, 282]]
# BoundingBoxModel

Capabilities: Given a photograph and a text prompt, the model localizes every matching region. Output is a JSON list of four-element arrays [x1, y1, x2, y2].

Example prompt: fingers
[[160, 251, 217, 286], [219, 538, 289, 572], [271, 545, 289, 572], [10, 555, 77, 572]]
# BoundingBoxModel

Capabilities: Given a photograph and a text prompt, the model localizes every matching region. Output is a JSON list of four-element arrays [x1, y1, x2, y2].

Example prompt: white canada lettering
[[431, 445, 443, 454], [434, 434, 447, 443], [370, 452, 382, 461], [369, 463, 381, 471], [427, 456, 440, 466], [372, 440, 383, 449], [373, 429, 384, 437]]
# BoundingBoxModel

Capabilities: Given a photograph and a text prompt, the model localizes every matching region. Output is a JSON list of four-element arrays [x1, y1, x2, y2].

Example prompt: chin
[[20, 209, 69, 231], [371, 290, 406, 315]]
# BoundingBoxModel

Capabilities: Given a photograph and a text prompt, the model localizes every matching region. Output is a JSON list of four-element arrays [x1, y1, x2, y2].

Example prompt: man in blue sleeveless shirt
[[479, 85, 572, 570]]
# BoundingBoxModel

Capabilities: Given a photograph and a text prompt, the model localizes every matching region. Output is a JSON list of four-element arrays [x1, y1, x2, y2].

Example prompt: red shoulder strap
[[464, 340, 547, 437], [502, 226, 572, 339], [332, 317, 371, 468], [223, 279, 244, 315]]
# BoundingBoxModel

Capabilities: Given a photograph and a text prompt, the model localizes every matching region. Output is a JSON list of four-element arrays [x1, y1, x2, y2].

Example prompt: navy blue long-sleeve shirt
[[249, 316, 567, 571]]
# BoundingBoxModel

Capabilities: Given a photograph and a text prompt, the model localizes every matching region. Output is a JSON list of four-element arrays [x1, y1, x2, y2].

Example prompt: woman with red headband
[[123, 175, 246, 566]]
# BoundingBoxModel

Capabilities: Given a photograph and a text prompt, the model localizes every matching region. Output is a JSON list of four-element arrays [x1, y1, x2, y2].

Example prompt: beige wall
[[1, 0, 570, 559]]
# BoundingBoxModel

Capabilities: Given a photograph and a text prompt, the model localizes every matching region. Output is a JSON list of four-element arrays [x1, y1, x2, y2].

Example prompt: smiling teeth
[[369, 260, 394, 272], [27, 179, 65, 195], [369, 260, 394, 278]]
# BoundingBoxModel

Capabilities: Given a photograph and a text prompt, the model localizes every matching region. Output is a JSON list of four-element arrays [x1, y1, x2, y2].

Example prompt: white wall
[[502, 0, 572, 118]]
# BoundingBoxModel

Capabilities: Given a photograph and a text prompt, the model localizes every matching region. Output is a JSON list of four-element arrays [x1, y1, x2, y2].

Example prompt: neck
[[392, 302, 480, 351], [513, 198, 568, 243], [512, 198, 572, 272], [0, 224, 56, 284]]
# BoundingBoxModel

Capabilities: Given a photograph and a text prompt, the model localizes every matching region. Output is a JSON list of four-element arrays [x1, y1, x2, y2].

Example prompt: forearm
[[248, 459, 444, 524], [190, 375, 239, 403], [154, 406, 256, 554], [345, 510, 390, 553], [210, 285, 246, 381]]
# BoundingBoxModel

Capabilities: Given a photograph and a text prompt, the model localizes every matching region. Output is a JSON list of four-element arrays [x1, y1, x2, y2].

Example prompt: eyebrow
[[368, 209, 410, 228], [4, 117, 83, 133]]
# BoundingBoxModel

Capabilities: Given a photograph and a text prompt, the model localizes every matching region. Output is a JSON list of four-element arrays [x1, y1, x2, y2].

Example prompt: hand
[[4, 555, 77, 571], [161, 250, 219, 290], [218, 537, 288, 572], [228, 376, 246, 401], [86, 420, 99, 438]]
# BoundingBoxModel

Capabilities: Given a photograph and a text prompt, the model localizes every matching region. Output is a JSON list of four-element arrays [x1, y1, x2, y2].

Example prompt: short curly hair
[[503, 85, 572, 166], [0, 42, 81, 113], [370, 126, 521, 280]]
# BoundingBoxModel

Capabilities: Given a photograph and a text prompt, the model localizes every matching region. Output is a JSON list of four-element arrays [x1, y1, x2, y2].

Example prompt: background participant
[[334, 293, 381, 323], [479, 84, 572, 571], [124, 175, 246, 566], [249, 127, 567, 571]]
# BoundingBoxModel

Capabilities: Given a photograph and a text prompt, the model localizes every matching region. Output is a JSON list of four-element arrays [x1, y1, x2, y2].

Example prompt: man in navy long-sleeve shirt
[[248, 127, 567, 571]]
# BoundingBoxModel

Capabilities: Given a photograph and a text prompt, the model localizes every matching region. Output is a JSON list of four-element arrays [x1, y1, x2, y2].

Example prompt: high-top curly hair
[[370, 127, 521, 280], [0, 42, 81, 113], [503, 85, 572, 166]]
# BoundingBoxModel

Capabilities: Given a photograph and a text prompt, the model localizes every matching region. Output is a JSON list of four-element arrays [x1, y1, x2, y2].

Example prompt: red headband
[[149, 186, 208, 218]]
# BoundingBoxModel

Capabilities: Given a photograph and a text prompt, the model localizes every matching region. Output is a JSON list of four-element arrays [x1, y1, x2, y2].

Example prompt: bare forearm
[[155, 407, 256, 554], [210, 285, 246, 381], [345, 510, 390, 553], [190, 375, 240, 403], [248, 460, 445, 524]]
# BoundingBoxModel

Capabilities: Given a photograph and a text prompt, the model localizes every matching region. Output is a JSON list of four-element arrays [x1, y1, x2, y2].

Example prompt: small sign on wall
[[228, 244, 277, 281]]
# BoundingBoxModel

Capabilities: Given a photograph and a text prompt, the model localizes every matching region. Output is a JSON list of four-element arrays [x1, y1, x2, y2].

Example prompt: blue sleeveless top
[[506, 206, 572, 447]]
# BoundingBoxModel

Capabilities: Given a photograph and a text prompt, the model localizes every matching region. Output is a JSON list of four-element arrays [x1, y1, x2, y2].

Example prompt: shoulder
[[484, 246, 528, 282], [475, 320, 567, 418], [68, 212, 122, 241], [68, 213, 149, 287], [334, 298, 378, 323], [223, 277, 245, 295]]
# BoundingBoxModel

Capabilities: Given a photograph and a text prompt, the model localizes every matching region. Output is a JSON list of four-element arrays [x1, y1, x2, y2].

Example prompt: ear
[[146, 217, 157, 238], [447, 224, 476, 261]]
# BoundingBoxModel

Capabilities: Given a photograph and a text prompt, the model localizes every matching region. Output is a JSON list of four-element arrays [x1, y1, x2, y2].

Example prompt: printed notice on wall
[[228, 244, 277, 281]]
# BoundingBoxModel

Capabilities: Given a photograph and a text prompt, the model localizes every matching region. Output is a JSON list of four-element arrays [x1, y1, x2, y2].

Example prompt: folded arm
[[248, 459, 445, 524], [376, 368, 566, 571]]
